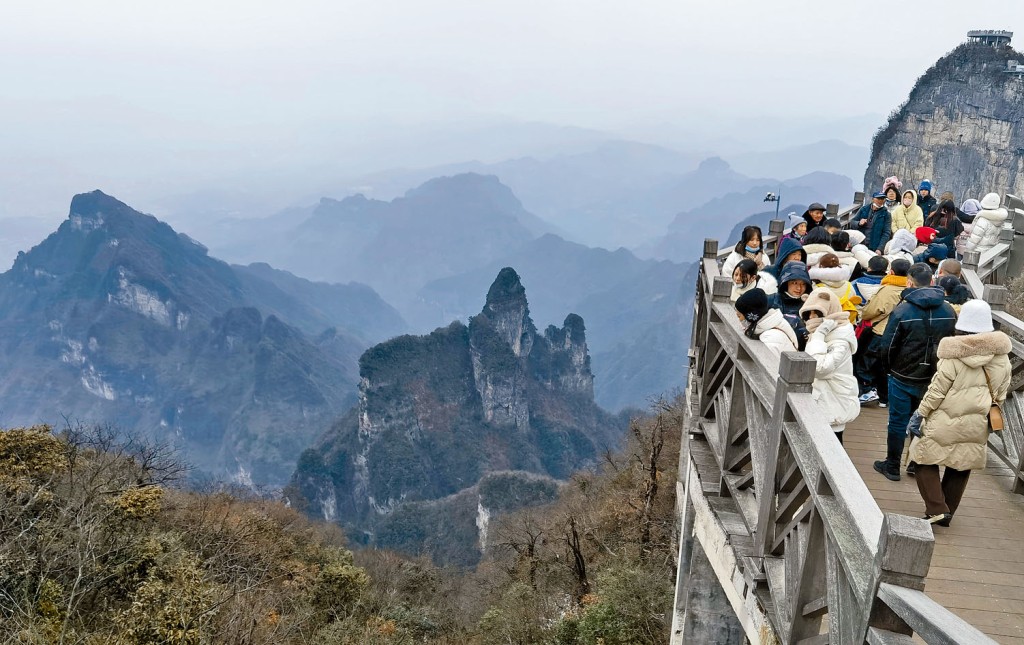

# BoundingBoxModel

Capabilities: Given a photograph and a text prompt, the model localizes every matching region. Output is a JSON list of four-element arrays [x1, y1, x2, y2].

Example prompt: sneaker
[[878, 402, 887, 408], [925, 513, 952, 527], [873, 459, 900, 481], [906, 462, 917, 477], [859, 389, 879, 404]]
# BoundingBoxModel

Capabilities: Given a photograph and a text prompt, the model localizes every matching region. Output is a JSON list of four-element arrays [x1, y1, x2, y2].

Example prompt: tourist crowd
[[726, 178, 1012, 526]]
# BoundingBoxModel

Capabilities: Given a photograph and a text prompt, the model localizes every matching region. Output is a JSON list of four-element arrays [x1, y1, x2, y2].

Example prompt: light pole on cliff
[[764, 191, 782, 222]]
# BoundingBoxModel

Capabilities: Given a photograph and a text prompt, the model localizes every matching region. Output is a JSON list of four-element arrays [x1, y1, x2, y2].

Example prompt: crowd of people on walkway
[[726, 178, 1012, 526]]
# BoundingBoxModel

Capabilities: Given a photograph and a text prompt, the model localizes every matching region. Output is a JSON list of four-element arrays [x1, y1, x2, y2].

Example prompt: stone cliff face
[[289, 267, 621, 563], [865, 40, 1024, 200], [0, 191, 403, 486]]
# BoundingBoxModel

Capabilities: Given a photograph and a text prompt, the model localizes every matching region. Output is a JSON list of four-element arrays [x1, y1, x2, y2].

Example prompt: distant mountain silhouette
[[0, 190, 404, 485], [640, 171, 855, 262]]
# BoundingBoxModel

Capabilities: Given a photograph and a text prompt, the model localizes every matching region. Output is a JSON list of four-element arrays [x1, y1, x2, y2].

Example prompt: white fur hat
[[981, 192, 1001, 210], [955, 299, 994, 334]]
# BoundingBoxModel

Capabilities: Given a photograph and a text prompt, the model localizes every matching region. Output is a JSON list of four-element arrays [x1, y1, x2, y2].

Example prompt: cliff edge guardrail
[[669, 193, 1018, 644]]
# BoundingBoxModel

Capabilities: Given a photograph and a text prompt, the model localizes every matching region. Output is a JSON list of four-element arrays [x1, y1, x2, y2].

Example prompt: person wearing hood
[[874, 263, 957, 482], [809, 253, 860, 323], [785, 213, 807, 241], [891, 189, 924, 234], [800, 289, 861, 444], [884, 228, 918, 266], [959, 198, 981, 224], [857, 258, 911, 406], [766, 236, 806, 280], [965, 192, 1009, 256], [914, 243, 949, 271], [735, 288, 799, 355], [722, 225, 771, 278], [917, 180, 938, 218], [802, 227, 834, 267], [767, 260, 813, 350], [924, 200, 965, 258], [803, 202, 828, 232], [909, 299, 1011, 526], [850, 192, 892, 255]]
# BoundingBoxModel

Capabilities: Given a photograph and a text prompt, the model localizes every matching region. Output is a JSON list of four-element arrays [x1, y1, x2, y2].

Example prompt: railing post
[[755, 352, 817, 557], [704, 239, 719, 259], [712, 276, 733, 303], [962, 250, 980, 273], [984, 284, 1007, 312], [768, 219, 786, 258], [826, 203, 839, 218], [854, 191, 865, 205], [866, 513, 934, 637]]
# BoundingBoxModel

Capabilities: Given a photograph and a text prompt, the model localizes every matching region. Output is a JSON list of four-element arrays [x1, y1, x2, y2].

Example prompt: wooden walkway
[[846, 404, 1024, 644]]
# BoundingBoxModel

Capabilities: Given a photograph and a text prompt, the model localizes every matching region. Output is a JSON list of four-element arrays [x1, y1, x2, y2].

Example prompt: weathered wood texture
[[847, 406, 1024, 644], [672, 194, 1010, 644]]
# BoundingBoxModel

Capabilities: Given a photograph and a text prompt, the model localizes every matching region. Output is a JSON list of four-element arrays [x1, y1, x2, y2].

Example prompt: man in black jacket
[[873, 263, 957, 481]]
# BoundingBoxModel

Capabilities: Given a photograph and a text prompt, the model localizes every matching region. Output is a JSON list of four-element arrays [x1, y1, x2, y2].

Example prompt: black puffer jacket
[[879, 286, 957, 383]]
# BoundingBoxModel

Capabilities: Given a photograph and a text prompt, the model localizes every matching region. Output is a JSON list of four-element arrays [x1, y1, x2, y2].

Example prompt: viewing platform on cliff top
[[670, 193, 1024, 644]]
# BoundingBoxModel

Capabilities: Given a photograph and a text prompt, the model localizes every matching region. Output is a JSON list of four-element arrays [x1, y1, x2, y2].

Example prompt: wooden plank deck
[[846, 405, 1024, 644]]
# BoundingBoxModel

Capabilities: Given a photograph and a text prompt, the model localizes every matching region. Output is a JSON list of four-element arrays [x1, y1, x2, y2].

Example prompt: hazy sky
[[6, 0, 1023, 126], [1, 0, 1024, 231]]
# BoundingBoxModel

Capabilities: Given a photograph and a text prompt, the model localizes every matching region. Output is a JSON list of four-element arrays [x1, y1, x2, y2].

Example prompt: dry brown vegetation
[[0, 395, 683, 644]]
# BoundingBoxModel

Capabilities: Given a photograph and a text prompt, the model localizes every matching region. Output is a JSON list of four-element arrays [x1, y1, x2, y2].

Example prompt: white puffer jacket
[[851, 244, 876, 269], [731, 272, 777, 302], [803, 243, 835, 268], [965, 207, 1008, 255], [722, 250, 770, 278], [804, 317, 861, 432], [753, 309, 799, 354]]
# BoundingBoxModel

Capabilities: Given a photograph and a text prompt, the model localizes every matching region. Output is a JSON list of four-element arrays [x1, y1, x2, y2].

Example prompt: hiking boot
[[925, 513, 952, 527], [874, 459, 900, 481], [859, 389, 879, 405], [906, 461, 917, 477]]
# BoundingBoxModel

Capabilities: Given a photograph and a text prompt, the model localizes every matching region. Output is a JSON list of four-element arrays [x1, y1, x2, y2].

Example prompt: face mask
[[745, 245, 760, 253]]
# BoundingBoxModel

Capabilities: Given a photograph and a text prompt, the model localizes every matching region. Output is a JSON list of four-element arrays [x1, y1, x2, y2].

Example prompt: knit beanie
[[981, 192, 1001, 210], [735, 288, 770, 323], [915, 226, 938, 245], [919, 180, 933, 193], [961, 199, 982, 216], [882, 176, 902, 192], [955, 299, 994, 334], [788, 213, 806, 231]]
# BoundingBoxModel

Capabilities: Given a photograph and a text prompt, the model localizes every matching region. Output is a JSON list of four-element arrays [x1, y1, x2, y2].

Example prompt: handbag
[[984, 369, 1005, 433]]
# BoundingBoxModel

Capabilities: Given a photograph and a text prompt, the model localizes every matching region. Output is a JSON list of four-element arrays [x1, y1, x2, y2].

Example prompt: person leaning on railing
[[734, 288, 799, 354], [964, 193, 1009, 256], [909, 300, 1011, 526]]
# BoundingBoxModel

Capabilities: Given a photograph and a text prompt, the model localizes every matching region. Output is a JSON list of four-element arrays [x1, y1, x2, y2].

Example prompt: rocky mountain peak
[[866, 39, 1024, 199]]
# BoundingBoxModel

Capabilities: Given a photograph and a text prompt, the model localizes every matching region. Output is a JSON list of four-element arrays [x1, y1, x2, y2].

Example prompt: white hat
[[847, 229, 866, 246], [955, 299, 994, 334], [981, 192, 1001, 210]]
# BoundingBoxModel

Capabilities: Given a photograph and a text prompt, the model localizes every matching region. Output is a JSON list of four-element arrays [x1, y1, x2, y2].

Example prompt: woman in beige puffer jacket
[[910, 299, 1011, 525]]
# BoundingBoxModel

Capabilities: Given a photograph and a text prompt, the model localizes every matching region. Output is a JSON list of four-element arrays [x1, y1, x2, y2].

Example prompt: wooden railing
[[671, 191, 1002, 644]]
